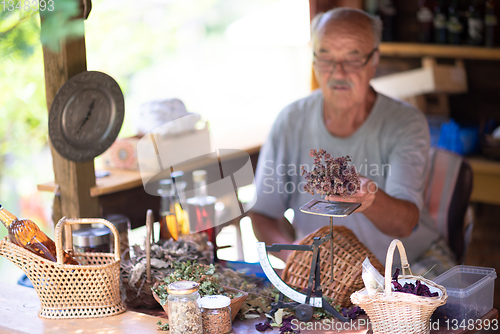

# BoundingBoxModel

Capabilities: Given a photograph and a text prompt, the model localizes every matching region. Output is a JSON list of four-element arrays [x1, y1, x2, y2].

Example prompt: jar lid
[[192, 170, 207, 183], [167, 281, 199, 295], [158, 179, 173, 196], [92, 214, 130, 233], [171, 171, 184, 180], [72, 227, 110, 247], [198, 295, 231, 309]]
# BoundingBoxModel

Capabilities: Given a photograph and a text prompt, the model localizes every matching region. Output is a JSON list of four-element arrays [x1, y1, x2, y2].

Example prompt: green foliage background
[[0, 0, 306, 284], [0, 1, 84, 205]]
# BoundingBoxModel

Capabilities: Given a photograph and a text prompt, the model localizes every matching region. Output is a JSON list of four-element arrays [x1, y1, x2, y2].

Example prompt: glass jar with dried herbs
[[199, 295, 232, 334], [167, 281, 203, 334]]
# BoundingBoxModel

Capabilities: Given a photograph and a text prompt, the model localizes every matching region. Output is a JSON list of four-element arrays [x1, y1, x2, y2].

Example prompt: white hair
[[311, 8, 383, 49]]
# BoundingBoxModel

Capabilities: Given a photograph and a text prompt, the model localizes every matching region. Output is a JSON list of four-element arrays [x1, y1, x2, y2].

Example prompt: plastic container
[[432, 265, 497, 321]]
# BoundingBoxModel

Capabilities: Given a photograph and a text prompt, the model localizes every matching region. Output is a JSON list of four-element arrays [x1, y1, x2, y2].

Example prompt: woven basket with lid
[[282, 225, 384, 308]]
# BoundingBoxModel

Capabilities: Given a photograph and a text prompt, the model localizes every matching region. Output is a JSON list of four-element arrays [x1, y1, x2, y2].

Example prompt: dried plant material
[[169, 298, 202, 334], [129, 262, 145, 288], [121, 237, 210, 297], [301, 149, 360, 197], [150, 258, 169, 269], [152, 262, 225, 305], [392, 268, 439, 297], [201, 306, 231, 334]]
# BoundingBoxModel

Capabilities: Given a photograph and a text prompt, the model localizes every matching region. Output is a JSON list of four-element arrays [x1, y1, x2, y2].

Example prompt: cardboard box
[[101, 125, 212, 172], [371, 58, 468, 99]]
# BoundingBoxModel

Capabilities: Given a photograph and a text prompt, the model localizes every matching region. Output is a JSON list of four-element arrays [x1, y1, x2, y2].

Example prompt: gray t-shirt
[[252, 90, 439, 265]]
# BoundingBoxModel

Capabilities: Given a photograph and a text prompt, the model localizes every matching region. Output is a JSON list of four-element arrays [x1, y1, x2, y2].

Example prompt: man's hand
[[324, 176, 377, 213], [325, 175, 418, 238]]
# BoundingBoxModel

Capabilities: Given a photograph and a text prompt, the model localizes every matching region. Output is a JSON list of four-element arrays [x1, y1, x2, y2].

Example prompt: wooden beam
[[380, 42, 500, 61], [40, 14, 99, 227]]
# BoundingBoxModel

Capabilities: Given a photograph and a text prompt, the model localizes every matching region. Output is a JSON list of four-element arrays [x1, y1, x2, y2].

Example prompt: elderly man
[[249, 8, 440, 267]]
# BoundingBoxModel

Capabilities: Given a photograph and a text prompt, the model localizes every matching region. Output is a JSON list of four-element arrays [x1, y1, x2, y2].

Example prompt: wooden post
[[40, 2, 99, 248]]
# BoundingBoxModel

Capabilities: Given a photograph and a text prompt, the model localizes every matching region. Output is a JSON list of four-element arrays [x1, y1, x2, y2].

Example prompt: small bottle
[[0, 204, 79, 265], [158, 179, 178, 241], [171, 171, 190, 235], [448, 0, 464, 44], [199, 295, 232, 334], [485, 0, 497, 47], [468, 0, 484, 45], [378, 0, 397, 42], [434, 0, 448, 43], [187, 170, 217, 262], [167, 281, 203, 334], [418, 0, 435, 43]]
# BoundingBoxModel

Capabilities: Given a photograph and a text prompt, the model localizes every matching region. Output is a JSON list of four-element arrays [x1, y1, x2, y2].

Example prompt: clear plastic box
[[432, 265, 497, 322]]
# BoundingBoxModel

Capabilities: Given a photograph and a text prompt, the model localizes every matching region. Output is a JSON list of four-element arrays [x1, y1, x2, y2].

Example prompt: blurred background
[[0, 0, 312, 283]]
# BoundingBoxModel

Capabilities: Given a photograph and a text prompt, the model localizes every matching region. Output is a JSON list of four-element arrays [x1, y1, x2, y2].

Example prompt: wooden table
[[1, 284, 497, 334]]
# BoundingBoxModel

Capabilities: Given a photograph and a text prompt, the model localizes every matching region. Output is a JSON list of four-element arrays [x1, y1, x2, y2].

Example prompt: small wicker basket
[[0, 217, 126, 319], [351, 239, 448, 334], [282, 225, 384, 308]]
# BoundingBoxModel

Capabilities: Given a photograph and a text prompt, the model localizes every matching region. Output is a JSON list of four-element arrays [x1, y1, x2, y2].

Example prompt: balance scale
[[257, 199, 361, 322]]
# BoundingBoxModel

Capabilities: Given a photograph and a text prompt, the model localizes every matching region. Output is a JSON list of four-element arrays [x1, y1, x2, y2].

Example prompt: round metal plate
[[49, 71, 124, 162]]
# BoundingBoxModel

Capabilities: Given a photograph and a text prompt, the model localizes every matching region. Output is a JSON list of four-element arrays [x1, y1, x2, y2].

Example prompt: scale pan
[[299, 199, 360, 217]]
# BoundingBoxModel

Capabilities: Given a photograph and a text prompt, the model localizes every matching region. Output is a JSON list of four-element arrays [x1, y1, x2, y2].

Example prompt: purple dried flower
[[391, 268, 439, 297], [279, 316, 300, 333], [255, 322, 273, 332], [341, 305, 364, 319], [302, 149, 359, 197], [392, 268, 400, 282]]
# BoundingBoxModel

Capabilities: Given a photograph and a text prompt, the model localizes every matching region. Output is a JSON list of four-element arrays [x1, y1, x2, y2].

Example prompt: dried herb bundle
[[301, 149, 360, 197]]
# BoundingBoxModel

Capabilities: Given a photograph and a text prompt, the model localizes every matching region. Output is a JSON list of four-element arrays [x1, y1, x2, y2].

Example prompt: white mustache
[[328, 80, 353, 88]]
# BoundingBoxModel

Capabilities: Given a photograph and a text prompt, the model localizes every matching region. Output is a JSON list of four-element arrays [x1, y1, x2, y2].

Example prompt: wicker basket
[[282, 225, 384, 308], [0, 217, 126, 319], [351, 239, 448, 334]]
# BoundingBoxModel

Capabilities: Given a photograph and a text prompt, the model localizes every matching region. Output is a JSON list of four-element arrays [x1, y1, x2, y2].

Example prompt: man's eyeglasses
[[313, 48, 378, 74]]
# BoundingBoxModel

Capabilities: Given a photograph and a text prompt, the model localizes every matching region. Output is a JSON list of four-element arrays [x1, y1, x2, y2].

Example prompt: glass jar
[[167, 281, 202, 334], [72, 227, 110, 254], [94, 214, 131, 259], [199, 295, 232, 334]]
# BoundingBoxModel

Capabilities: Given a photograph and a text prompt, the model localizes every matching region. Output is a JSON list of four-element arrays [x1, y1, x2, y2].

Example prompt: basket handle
[[384, 239, 413, 296], [145, 209, 154, 282], [55, 217, 121, 264]]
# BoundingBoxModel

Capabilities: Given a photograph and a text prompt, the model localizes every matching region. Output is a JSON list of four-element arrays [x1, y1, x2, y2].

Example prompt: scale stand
[[257, 199, 360, 322]]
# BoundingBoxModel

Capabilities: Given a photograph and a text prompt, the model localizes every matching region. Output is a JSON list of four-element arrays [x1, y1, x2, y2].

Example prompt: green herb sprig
[[152, 261, 223, 305]]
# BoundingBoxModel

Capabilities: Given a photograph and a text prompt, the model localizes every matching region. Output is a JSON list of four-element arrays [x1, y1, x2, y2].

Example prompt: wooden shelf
[[467, 157, 500, 205], [380, 43, 500, 61], [38, 169, 153, 197], [37, 125, 271, 198]]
